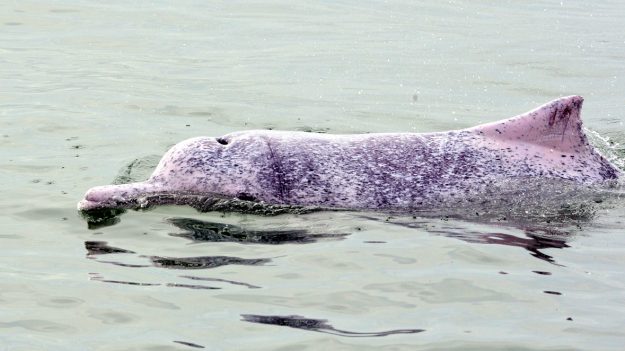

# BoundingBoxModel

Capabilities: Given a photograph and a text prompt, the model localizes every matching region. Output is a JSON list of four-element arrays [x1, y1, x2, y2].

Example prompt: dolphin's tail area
[[468, 95, 621, 183]]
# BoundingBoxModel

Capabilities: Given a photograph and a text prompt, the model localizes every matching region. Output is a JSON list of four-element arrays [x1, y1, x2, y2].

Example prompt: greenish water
[[2, 1, 625, 350]]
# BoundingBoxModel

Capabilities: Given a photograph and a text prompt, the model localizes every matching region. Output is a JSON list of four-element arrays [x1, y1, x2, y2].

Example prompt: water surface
[[2, 1, 625, 350]]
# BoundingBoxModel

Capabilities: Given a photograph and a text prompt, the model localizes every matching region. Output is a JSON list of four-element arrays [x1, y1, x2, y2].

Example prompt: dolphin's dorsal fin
[[469, 96, 588, 153]]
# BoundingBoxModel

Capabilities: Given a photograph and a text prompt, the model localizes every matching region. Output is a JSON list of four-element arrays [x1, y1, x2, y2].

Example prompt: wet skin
[[78, 96, 620, 213]]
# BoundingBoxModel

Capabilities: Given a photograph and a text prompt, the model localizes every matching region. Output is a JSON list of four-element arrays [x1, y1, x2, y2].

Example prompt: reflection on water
[[165, 283, 221, 290], [91, 279, 161, 287], [173, 340, 206, 349], [241, 314, 424, 337], [366, 215, 571, 265], [429, 229, 569, 265], [89, 274, 221, 290], [81, 209, 125, 229], [85, 240, 150, 267], [88, 251, 272, 270], [168, 217, 349, 244], [149, 255, 272, 270], [78, 205, 618, 347], [85, 241, 135, 255], [180, 275, 261, 289], [92, 260, 151, 268], [85, 240, 269, 288]]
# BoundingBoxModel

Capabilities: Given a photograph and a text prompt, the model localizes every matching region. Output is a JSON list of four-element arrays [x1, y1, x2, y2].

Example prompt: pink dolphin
[[78, 96, 620, 212]]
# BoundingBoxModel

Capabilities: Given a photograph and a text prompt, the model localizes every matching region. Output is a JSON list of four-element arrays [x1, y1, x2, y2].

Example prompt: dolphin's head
[[77, 132, 273, 215]]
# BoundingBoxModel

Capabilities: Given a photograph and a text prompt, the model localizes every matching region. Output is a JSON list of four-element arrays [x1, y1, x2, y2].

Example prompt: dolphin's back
[[241, 96, 619, 208], [78, 96, 621, 212]]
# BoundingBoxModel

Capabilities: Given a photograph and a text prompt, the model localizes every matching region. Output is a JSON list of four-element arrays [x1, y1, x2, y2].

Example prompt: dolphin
[[77, 96, 620, 214]]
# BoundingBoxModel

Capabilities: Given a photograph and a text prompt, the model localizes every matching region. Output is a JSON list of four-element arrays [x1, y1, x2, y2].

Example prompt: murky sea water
[[2, 1, 625, 350]]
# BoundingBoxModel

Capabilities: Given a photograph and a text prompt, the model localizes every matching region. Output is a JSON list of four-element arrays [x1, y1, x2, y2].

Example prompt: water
[[2, 1, 625, 350]]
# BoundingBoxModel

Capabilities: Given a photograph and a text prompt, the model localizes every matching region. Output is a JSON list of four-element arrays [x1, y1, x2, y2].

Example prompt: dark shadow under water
[[149, 255, 271, 270], [240, 314, 424, 337], [85, 240, 269, 289], [85, 240, 135, 255], [168, 217, 349, 244]]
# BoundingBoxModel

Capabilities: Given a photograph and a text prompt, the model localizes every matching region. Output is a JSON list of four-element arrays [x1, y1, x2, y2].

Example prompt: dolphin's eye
[[216, 137, 229, 145]]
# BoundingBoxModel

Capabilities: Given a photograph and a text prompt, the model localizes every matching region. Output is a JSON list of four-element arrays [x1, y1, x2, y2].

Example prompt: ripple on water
[[0, 319, 76, 333], [37, 296, 84, 308], [88, 311, 137, 325], [216, 291, 415, 314], [364, 278, 519, 304]]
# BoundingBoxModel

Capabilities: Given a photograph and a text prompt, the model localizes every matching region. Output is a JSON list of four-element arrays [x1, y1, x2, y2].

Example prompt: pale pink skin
[[78, 96, 620, 212], [470, 95, 590, 167]]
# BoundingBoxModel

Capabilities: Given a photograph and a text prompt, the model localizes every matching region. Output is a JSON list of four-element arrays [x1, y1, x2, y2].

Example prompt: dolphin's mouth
[[78, 190, 216, 212], [77, 192, 189, 219]]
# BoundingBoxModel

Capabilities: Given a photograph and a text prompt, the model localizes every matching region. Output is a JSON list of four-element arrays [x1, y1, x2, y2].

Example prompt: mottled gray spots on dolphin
[[78, 96, 621, 221]]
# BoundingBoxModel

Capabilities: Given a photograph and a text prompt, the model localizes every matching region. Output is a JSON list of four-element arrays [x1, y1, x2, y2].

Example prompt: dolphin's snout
[[78, 185, 123, 211], [84, 186, 113, 202], [78, 182, 158, 211]]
